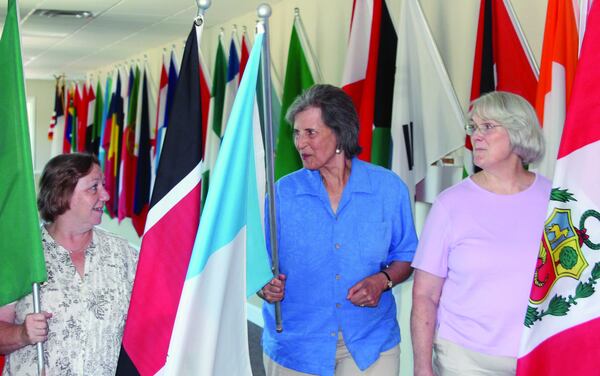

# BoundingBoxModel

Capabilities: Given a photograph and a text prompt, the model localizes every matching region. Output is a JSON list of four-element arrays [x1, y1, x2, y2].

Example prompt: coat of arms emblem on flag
[[525, 188, 600, 327]]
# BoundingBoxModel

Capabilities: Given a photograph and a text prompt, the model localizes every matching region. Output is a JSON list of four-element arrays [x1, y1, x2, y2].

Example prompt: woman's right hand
[[260, 274, 286, 303], [21, 312, 52, 345]]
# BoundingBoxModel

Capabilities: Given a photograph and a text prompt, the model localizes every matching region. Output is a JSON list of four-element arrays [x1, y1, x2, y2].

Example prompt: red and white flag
[[533, 0, 579, 179], [517, 2, 600, 374]]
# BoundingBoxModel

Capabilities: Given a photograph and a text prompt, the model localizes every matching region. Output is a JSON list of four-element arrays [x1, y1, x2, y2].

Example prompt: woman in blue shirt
[[259, 84, 418, 376]]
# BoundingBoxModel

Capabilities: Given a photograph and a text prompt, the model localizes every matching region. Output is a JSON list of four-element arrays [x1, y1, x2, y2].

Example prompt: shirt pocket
[[358, 221, 392, 265]]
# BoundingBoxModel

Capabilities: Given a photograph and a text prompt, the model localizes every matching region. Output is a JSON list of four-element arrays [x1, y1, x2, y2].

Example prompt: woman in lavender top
[[411, 92, 551, 376]]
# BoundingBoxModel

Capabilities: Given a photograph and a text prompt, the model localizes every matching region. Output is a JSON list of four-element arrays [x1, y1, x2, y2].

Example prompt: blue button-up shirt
[[262, 158, 417, 375]]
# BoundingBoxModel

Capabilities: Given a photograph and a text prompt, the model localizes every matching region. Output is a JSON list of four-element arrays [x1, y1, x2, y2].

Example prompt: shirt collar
[[294, 157, 373, 196]]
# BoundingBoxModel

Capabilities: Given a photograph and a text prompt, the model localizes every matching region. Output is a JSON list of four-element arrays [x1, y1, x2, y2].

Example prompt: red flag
[[239, 30, 250, 81], [118, 66, 141, 222], [517, 2, 600, 374], [131, 68, 151, 237], [116, 22, 205, 375], [534, 0, 579, 178], [75, 84, 88, 152], [341, 0, 396, 165], [465, 0, 539, 174]]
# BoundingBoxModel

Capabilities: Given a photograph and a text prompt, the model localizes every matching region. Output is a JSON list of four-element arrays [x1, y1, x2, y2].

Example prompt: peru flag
[[517, 2, 600, 374]]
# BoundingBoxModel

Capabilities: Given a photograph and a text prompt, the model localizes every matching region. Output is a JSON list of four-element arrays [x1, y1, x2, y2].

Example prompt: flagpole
[[503, 0, 539, 78], [579, 0, 590, 55], [195, 0, 210, 27], [294, 8, 324, 83], [258, 3, 283, 333], [32, 282, 44, 375]]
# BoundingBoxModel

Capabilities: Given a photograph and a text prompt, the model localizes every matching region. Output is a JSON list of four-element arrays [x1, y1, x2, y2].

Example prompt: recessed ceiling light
[[32, 9, 94, 19]]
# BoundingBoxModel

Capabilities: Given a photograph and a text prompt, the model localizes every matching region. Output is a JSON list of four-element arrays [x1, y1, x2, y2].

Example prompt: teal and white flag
[[163, 29, 271, 375]]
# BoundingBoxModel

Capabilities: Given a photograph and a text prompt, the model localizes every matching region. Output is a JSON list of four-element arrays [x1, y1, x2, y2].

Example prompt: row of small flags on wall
[[46, 24, 283, 237]]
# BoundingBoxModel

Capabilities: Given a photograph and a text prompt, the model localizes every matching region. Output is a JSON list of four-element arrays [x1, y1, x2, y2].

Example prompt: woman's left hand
[[346, 272, 388, 307]]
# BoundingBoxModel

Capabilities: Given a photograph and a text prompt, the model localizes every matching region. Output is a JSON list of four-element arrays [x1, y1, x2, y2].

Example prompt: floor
[[248, 321, 266, 376]]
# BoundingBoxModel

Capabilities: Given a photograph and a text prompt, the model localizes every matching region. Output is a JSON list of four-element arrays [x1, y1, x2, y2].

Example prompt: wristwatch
[[380, 270, 393, 291]]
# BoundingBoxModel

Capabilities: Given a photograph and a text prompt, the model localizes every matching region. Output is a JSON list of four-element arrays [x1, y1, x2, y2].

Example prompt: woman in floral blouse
[[0, 153, 138, 375]]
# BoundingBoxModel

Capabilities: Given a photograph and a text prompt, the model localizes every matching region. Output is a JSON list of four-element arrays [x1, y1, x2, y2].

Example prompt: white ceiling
[[0, 0, 275, 79]]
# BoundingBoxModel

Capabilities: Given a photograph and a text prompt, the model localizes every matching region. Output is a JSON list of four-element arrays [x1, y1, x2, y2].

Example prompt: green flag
[[201, 37, 227, 209], [274, 15, 321, 180], [0, 0, 47, 306]]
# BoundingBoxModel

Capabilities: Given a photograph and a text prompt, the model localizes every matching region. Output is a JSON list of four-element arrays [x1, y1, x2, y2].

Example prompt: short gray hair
[[286, 84, 362, 158], [468, 91, 544, 164]]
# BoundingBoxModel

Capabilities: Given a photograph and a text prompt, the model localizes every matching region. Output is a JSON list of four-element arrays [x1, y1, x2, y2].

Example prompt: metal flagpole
[[257, 3, 283, 333], [32, 283, 44, 375], [195, 0, 210, 25], [579, 0, 590, 56], [503, 0, 539, 78]]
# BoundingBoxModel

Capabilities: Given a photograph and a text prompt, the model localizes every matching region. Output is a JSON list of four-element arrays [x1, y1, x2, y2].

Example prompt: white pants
[[433, 336, 516, 376], [263, 333, 399, 376]]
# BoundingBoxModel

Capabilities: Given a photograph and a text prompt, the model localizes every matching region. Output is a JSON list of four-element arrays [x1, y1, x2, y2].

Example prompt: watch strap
[[380, 270, 393, 291]]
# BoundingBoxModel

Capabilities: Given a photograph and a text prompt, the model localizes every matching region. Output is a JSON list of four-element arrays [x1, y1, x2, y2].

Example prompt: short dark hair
[[286, 84, 362, 158], [38, 153, 100, 222]]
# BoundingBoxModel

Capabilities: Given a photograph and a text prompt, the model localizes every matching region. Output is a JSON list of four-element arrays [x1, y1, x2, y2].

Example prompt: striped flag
[[84, 83, 97, 153], [342, 0, 396, 167], [274, 12, 321, 180], [221, 30, 240, 135], [118, 66, 141, 222], [131, 67, 152, 237], [49, 79, 65, 157], [465, 0, 538, 175], [116, 21, 205, 376], [90, 80, 104, 155], [63, 87, 75, 154], [105, 74, 125, 218], [533, 0, 579, 179], [99, 73, 114, 170], [152, 52, 168, 163], [391, 0, 466, 201], [162, 26, 271, 376], [517, 2, 600, 373]]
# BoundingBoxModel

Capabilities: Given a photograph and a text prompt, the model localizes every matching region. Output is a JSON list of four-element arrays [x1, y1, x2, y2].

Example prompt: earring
[[335, 148, 342, 154]]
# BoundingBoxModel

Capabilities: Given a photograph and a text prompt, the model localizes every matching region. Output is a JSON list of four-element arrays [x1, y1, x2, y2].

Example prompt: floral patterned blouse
[[3, 226, 138, 376]]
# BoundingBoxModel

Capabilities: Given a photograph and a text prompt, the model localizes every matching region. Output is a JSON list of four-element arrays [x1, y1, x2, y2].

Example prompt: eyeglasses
[[465, 121, 502, 135]]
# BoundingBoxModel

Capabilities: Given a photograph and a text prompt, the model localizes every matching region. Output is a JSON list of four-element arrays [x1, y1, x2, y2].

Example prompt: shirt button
[[336, 303, 341, 309], [335, 243, 341, 249], [335, 274, 341, 280]]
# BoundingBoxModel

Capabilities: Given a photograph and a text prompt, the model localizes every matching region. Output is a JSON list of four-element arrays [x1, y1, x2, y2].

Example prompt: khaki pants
[[433, 336, 516, 376], [263, 333, 400, 376]]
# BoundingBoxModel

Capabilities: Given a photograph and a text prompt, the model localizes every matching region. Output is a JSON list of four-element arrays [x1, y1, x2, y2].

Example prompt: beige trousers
[[433, 337, 516, 376], [263, 333, 400, 376]]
